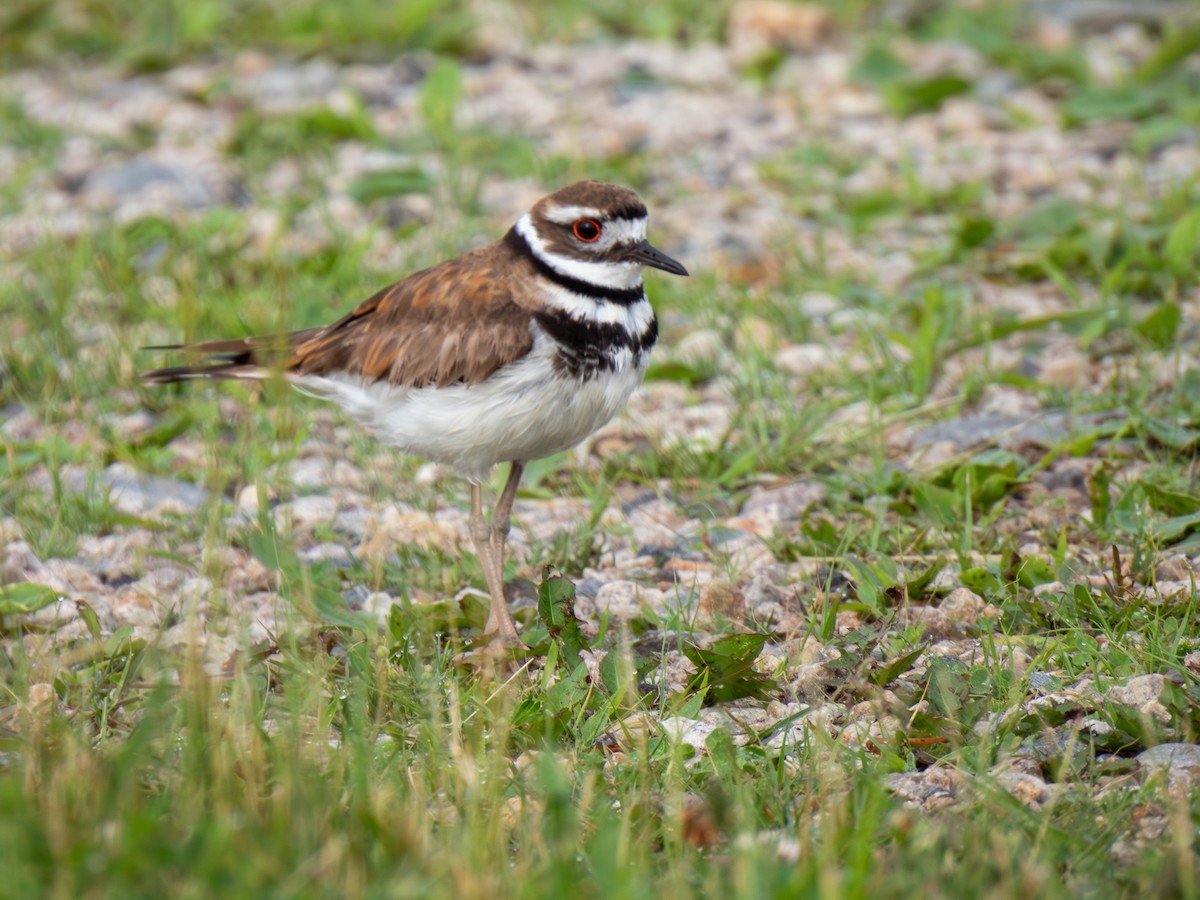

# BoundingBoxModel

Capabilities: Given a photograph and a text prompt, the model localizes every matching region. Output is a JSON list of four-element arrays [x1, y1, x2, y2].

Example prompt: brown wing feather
[[142, 242, 535, 388]]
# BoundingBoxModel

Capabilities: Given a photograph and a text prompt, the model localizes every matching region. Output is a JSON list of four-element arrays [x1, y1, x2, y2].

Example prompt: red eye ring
[[572, 219, 602, 242]]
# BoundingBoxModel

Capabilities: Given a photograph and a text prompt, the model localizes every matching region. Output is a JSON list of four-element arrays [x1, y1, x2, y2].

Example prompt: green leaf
[[718, 445, 762, 486], [955, 216, 995, 251], [1143, 483, 1200, 517], [546, 662, 590, 715], [1165, 210, 1200, 276], [842, 556, 901, 610], [0, 582, 60, 616], [882, 74, 972, 117], [1136, 23, 1200, 82], [420, 57, 462, 142], [705, 632, 768, 667], [913, 481, 959, 528], [870, 645, 926, 686], [1008, 197, 1084, 244], [705, 728, 740, 780], [245, 519, 299, 577], [299, 102, 375, 142], [598, 648, 623, 695], [311, 587, 372, 632], [1135, 303, 1181, 349], [905, 558, 946, 599], [678, 684, 707, 719], [850, 42, 909, 88], [926, 656, 970, 717], [647, 360, 714, 385], [1016, 556, 1057, 589], [1062, 85, 1158, 126], [537, 567, 590, 664], [76, 599, 102, 640], [1181, 369, 1200, 409], [1151, 509, 1200, 544], [960, 566, 1001, 595], [346, 168, 434, 205], [1144, 417, 1200, 451], [683, 633, 774, 703]]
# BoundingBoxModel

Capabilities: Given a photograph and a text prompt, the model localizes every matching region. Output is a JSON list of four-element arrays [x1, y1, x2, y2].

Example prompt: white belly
[[292, 341, 647, 482]]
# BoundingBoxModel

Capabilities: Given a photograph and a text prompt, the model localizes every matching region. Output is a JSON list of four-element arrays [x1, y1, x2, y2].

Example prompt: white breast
[[292, 333, 648, 482]]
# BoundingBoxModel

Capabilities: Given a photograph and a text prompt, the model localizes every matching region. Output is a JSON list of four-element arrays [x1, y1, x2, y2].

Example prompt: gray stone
[[1138, 743, 1200, 792], [301, 543, 355, 566], [102, 463, 208, 516], [912, 411, 1111, 451], [742, 481, 825, 519], [584, 580, 665, 621], [82, 159, 220, 209]]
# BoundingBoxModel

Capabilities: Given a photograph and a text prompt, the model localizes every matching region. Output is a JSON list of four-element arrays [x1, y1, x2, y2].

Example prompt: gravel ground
[[4, 0, 1200, 825]]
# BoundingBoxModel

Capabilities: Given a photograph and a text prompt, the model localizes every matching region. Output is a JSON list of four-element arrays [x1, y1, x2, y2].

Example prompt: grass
[[3, 0, 1200, 896]]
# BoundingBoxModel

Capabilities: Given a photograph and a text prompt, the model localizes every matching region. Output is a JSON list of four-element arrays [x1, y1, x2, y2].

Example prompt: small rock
[[357, 506, 461, 557], [274, 494, 338, 533], [17, 682, 56, 734], [672, 328, 726, 368], [742, 567, 802, 629], [698, 579, 742, 620], [652, 651, 699, 693], [798, 291, 841, 319], [1106, 674, 1169, 724], [585, 581, 665, 621], [362, 592, 400, 624], [104, 463, 208, 516], [299, 543, 355, 566], [2, 541, 43, 584], [939, 587, 992, 626], [1137, 743, 1200, 792], [774, 343, 837, 376], [237, 484, 276, 516], [728, 1, 834, 64], [996, 772, 1053, 809], [113, 589, 164, 628], [733, 316, 778, 354], [885, 768, 966, 811], [742, 480, 825, 521], [898, 606, 955, 640], [22, 599, 79, 629], [622, 494, 691, 548], [1155, 555, 1192, 583], [1037, 345, 1087, 388], [1027, 671, 1063, 695], [659, 715, 721, 750], [82, 158, 223, 210]]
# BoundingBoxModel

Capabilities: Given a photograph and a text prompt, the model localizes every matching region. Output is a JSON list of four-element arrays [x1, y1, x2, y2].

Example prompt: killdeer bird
[[143, 181, 687, 645]]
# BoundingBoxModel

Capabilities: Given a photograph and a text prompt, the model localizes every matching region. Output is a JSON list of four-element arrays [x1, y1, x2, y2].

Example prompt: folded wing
[[142, 250, 534, 389]]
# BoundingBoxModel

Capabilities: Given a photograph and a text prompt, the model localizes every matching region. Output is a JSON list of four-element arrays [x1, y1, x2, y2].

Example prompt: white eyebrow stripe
[[599, 218, 648, 245], [543, 205, 606, 224]]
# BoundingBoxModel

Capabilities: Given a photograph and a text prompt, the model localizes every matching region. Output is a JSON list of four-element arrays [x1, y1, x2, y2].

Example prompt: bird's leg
[[471, 481, 521, 646], [491, 460, 525, 592]]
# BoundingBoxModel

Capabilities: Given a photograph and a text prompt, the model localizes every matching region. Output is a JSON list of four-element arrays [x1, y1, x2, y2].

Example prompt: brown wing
[[142, 245, 535, 388], [290, 248, 533, 388]]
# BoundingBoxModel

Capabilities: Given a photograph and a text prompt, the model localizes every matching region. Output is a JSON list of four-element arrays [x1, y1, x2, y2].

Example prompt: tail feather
[[140, 329, 321, 385], [140, 362, 270, 384]]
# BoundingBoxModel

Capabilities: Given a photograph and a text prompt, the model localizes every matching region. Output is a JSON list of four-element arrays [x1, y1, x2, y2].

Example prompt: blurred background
[[3, 2, 1200, 895]]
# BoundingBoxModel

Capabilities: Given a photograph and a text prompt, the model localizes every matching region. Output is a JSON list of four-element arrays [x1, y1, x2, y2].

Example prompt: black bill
[[627, 240, 689, 277]]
